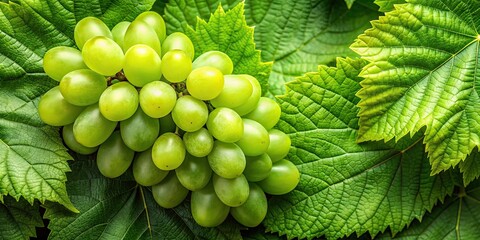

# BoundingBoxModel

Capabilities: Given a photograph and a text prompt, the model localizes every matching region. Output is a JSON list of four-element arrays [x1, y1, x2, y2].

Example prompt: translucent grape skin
[[267, 129, 291, 162], [82, 36, 125, 76], [161, 50, 192, 83], [235, 118, 270, 156], [120, 108, 159, 152], [123, 44, 162, 87], [210, 75, 253, 108], [43, 46, 88, 81], [186, 66, 224, 100], [62, 124, 98, 155], [192, 50, 233, 75], [59, 69, 107, 106], [191, 181, 230, 227], [111, 21, 130, 49], [212, 174, 250, 207], [133, 148, 169, 186], [207, 141, 246, 179], [152, 171, 189, 208], [73, 104, 117, 147], [230, 182, 268, 227], [258, 159, 300, 195], [136, 11, 167, 42], [175, 154, 212, 191], [206, 108, 244, 143], [232, 75, 262, 116], [99, 82, 139, 121], [244, 97, 281, 130], [161, 32, 194, 60], [38, 86, 84, 126], [151, 132, 186, 170], [243, 154, 272, 182], [123, 20, 161, 55], [139, 81, 177, 118], [172, 95, 208, 132], [182, 128, 214, 157], [74, 16, 112, 50], [96, 131, 135, 178]]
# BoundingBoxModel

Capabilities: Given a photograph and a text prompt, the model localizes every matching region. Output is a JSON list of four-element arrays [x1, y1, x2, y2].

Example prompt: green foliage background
[[1, 0, 480, 239]]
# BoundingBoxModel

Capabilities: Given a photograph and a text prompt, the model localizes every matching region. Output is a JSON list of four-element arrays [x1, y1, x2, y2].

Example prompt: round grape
[[186, 66, 224, 100], [192, 50, 233, 75], [43, 46, 88, 81], [38, 86, 84, 126], [206, 108, 243, 143], [74, 16, 112, 50], [172, 95, 208, 132], [151, 132, 186, 170], [123, 44, 162, 87], [244, 97, 281, 130], [59, 69, 107, 106], [99, 81, 138, 121], [161, 49, 192, 83], [139, 81, 177, 118], [82, 36, 124, 76]]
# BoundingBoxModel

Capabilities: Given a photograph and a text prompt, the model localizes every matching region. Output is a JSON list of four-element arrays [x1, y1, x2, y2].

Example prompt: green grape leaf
[[374, 0, 406, 12], [266, 58, 457, 239], [377, 181, 480, 239], [0, 197, 43, 240], [182, 2, 272, 94], [45, 157, 243, 240], [344, 0, 355, 9], [351, 0, 480, 179], [0, 78, 77, 212]]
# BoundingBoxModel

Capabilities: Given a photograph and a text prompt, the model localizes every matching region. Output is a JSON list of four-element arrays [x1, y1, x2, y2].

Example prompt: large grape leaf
[[377, 181, 480, 239], [265, 58, 457, 239], [0, 197, 43, 240], [350, 0, 480, 182], [45, 157, 242, 240], [374, 0, 406, 12], [163, 0, 381, 96]]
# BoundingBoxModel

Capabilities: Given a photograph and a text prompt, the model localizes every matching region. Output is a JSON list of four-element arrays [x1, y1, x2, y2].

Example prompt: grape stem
[[107, 71, 128, 85]]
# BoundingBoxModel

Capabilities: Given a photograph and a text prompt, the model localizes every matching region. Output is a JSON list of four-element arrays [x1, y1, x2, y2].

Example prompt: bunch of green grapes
[[39, 12, 299, 228]]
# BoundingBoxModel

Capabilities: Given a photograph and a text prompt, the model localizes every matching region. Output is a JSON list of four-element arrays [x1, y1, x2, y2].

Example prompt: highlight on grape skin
[[38, 11, 299, 228]]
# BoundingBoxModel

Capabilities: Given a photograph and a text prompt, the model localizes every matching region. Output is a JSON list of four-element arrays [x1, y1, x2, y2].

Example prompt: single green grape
[[111, 21, 130, 50], [230, 182, 268, 227], [120, 108, 159, 152], [74, 16, 112, 50], [123, 44, 162, 87], [38, 86, 85, 126], [135, 11, 166, 42], [96, 131, 135, 178], [133, 148, 169, 186], [172, 95, 208, 132], [62, 124, 98, 155], [212, 174, 249, 207], [244, 97, 281, 130], [186, 66, 224, 100], [73, 104, 117, 147], [139, 81, 177, 118], [258, 159, 300, 195], [243, 154, 272, 182], [207, 141, 245, 179], [235, 118, 270, 156], [175, 154, 212, 191], [152, 171, 189, 208], [232, 75, 262, 116], [161, 49, 192, 83], [161, 32, 194, 60], [191, 181, 230, 227], [123, 20, 161, 55], [206, 108, 243, 143], [183, 128, 214, 157], [192, 50, 233, 75], [82, 36, 124, 76], [210, 75, 253, 108], [59, 69, 107, 106], [43, 46, 88, 81], [267, 129, 291, 162], [99, 82, 138, 121], [151, 132, 186, 170]]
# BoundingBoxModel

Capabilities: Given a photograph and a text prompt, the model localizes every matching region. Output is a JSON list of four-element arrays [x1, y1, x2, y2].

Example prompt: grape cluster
[[39, 12, 299, 227]]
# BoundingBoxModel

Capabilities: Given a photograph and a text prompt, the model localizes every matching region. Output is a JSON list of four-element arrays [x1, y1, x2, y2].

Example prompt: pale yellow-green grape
[[230, 183, 268, 227], [73, 104, 117, 147], [38, 86, 84, 126], [151, 132, 186, 170], [82, 36, 125, 76], [161, 32, 194, 60], [235, 118, 270, 156], [123, 44, 162, 87], [258, 159, 300, 195], [266, 129, 291, 162], [171, 95, 208, 132], [111, 21, 131, 50], [175, 154, 212, 191], [74, 16, 112, 50], [192, 51, 233, 75], [182, 128, 214, 157], [43, 46, 88, 81], [152, 171, 189, 208], [96, 131, 135, 178], [210, 75, 253, 108], [243, 154, 272, 182], [133, 148, 169, 186], [212, 174, 250, 207], [206, 107, 244, 143], [136, 11, 166, 42], [59, 69, 107, 106], [139, 81, 177, 118], [191, 181, 230, 227], [244, 97, 281, 130], [99, 82, 138, 121], [120, 107, 159, 152], [186, 66, 224, 100], [161, 49, 192, 83], [232, 74, 262, 116], [62, 124, 98, 155], [207, 141, 246, 179], [123, 20, 161, 55]]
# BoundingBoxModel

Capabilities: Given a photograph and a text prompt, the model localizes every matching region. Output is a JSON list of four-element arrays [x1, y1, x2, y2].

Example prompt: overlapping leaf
[[265, 58, 457, 239], [0, 197, 43, 240], [45, 157, 242, 240], [351, 0, 480, 182], [374, 0, 406, 12]]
